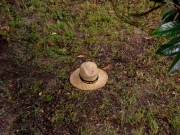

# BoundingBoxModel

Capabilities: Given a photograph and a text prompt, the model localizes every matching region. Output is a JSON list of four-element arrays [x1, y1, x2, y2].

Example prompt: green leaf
[[168, 51, 180, 73], [156, 36, 180, 56], [152, 21, 180, 37], [162, 10, 178, 24]]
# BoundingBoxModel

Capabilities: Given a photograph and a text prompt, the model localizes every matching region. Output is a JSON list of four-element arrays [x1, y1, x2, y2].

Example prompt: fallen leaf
[[176, 77, 180, 81], [47, 42, 55, 46], [172, 91, 176, 95], [108, 10, 114, 13], [80, 4, 84, 8], [143, 36, 152, 40], [167, 117, 171, 123], [103, 64, 113, 70], [77, 55, 86, 58], [39, 92, 42, 96], [8, 83, 14, 88], [1, 26, 10, 31], [40, 109, 44, 113], [123, 71, 127, 74], [51, 32, 57, 35]]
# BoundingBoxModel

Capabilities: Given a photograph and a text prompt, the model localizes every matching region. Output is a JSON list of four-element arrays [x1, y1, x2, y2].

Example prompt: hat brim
[[70, 68, 108, 90]]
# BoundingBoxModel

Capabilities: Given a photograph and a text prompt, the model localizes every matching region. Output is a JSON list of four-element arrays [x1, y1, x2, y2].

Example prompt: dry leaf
[[172, 91, 176, 95], [176, 77, 180, 81], [108, 10, 114, 13], [77, 55, 85, 58], [8, 83, 13, 88], [47, 42, 55, 46], [1, 26, 10, 31], [143, 36, 152, 40], [39, 92, 42, 96], [103, 64, 113, 70], [51, 32, 57, 35], [40, 109, 44, 113], [80, 4, 84, 8]]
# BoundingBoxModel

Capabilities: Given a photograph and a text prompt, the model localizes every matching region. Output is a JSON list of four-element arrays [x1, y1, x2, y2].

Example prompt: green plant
[[20, 126, 26, 131], [78, 126, 89, 135], [146, 113, 159, 134], [41, 94, 53, 102], [127, 111, 143, 125], [119, 111, 125, 127], [34, 106, 41, 116], [152, 21, 180, 73], [30, 81, 42, 93], [150, 0, 180, 73], [34, 130, 42, 135], [171, 116, 180, 133], [131, 127, 144, 135], [51, 113, 65, 124], [69, 112, 77, 121], [58, 68, 69, 79]]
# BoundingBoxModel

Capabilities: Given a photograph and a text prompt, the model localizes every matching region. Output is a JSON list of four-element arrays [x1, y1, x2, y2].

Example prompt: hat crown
[[70, 61, 108, 90], [79, 62, 98, 81]]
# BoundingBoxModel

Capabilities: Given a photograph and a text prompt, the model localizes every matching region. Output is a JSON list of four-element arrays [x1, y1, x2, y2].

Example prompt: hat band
[[79, 74, 99, 84]]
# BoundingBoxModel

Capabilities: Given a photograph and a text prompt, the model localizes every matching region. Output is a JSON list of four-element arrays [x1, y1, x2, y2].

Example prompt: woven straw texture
[[70, 68, 108, 90]]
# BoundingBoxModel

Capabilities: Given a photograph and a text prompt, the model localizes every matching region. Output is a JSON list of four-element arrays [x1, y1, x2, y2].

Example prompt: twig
[[129, 3, 165, 17], [110, 0, 154, 34]]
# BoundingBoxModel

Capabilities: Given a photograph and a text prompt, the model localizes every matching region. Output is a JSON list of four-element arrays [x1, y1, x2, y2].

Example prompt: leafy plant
[[151, 0, 180, 73], [111, 0, 180, 73]]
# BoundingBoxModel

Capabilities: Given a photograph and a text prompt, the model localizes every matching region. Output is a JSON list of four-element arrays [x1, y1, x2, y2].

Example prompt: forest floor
[[0, 0, 180, 135]]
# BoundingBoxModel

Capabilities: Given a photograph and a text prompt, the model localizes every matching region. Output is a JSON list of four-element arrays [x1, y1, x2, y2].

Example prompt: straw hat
[[70, 61, 108, 90]]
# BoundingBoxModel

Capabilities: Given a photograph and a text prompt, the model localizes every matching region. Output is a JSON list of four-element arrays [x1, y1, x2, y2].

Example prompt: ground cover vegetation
[[0, 0, 180, 134]]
